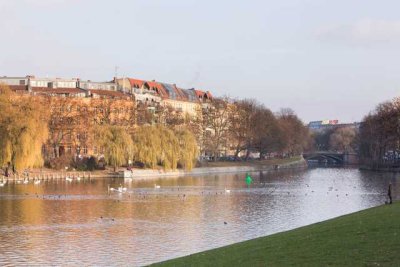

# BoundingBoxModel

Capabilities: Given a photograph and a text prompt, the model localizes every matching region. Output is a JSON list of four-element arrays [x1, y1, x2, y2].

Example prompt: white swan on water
[[118, 185, 127, 193], [109, 184, 127, 193], [225, 188, 231, 194], [34, 179, 41, 185], [154, 184, 161, 189], [0, 180, 6, 187]]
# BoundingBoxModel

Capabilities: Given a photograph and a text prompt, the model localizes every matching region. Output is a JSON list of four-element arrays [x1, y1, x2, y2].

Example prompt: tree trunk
[[234, 146, 241, 160]]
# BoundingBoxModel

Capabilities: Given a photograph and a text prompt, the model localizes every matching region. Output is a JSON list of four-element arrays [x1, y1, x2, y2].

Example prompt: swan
[[66, 176, 73, 182], [118, 185, 127, 193], [108, 184, 127, 193], [154, 184, 161, 189], [23, 179, 29, 184], [34, 180, 41, 185], [0, 180, 6, 187], [225, 188, 231, 194]]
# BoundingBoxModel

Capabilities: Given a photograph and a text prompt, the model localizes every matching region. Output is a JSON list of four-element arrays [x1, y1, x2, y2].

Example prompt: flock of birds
[[0, 176, 366, 227], [0, 173, 88, 187], [107, 183, 232, 196], [0, 174, 363, 206]]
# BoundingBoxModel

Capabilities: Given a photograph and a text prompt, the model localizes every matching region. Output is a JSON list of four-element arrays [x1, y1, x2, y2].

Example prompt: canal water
[[0, 167, 398, 266]]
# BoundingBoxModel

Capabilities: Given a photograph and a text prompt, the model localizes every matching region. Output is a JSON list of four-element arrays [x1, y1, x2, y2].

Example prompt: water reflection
[[0, 168, 398, 266]]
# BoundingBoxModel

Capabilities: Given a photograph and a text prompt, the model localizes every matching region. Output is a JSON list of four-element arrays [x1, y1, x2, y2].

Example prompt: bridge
[[302, 151, 359, 165]]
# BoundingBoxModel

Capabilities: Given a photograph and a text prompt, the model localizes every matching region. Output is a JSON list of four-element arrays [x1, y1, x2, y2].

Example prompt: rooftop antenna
[[115, 66, 119, 79]]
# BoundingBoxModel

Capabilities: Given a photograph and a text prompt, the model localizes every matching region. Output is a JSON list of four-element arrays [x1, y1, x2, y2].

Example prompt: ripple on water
[[0, 168, 396, 266]]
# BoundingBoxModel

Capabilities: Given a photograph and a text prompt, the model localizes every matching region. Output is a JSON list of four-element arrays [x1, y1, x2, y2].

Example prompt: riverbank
[[153, 202, 400, 266], [5, 157, 307, 180], [360, 164, 400, 173], [130, 156, 307, 179]]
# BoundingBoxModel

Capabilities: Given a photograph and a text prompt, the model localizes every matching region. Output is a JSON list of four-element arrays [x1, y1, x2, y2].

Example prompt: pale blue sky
[[1, 0, 400, 122]]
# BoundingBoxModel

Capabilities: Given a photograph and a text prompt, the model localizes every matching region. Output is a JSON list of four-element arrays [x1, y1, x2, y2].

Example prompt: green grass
[[152, 202, 400, 267]]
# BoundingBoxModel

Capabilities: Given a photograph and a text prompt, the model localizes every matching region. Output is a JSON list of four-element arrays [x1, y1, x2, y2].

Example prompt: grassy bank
[[153, 202, 400, 267]]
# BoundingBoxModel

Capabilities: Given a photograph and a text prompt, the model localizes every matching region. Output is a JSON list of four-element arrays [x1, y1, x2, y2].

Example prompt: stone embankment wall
[[130, 158, 308, 179]]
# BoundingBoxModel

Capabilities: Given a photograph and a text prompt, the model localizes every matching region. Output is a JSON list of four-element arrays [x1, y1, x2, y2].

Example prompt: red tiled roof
[[194, 89, 213, 101], [194, 90, 204, 98], [89, 89, 130, 99], [146, 81, 168, 97], [128, 78, 145, 88]]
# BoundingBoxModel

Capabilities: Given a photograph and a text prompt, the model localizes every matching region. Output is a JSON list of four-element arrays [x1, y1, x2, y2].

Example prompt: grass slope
[[153, 202, 400, 267]]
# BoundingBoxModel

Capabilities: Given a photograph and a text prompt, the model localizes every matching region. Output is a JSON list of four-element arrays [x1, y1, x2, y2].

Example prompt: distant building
[[308, 120, 360, 132], [116, 77, 213, 117], [116, 78, 162, 105], [0, 76, 87, 97]]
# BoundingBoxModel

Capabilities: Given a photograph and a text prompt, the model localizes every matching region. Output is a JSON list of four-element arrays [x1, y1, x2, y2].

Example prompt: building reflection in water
[[0, 168, 397, 266]]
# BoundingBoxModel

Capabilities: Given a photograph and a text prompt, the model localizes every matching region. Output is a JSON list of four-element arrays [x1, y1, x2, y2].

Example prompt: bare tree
[[251, 105, 283, 159], [277, 108, 310, 157], [228, 99, 257, 160], [329, 127, 357, 153], [203, 98, 230, 161]]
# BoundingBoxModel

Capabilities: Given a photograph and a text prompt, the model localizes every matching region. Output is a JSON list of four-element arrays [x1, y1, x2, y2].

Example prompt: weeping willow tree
[[176, 129, 198, 170], [0, 84, 49, 171], [132, 125, 179, 170], [93, 125, 133, 172], [158, 126, 180, 170], [132, 126, 161, 168], [132, 125, 198, 170]]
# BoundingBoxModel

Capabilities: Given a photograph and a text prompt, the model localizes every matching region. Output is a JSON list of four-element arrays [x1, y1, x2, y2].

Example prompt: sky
[[1, 0, 399, 123]]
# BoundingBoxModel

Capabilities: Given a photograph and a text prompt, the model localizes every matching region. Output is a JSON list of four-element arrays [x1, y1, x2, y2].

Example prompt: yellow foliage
[[0, 84, 49, 171], [176, 129, 198, 170], [93, 125, 133, 171], [132, 125, 198, 170]]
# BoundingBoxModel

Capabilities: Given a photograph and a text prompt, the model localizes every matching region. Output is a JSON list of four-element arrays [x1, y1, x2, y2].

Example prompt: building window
[[19, 80, 26, 85], [83, 146, 88, 154], [67, 146, 72, 154]]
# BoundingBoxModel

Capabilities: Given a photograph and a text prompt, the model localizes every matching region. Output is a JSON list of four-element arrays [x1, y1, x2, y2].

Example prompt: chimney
[[27, 76, 32, 92]]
